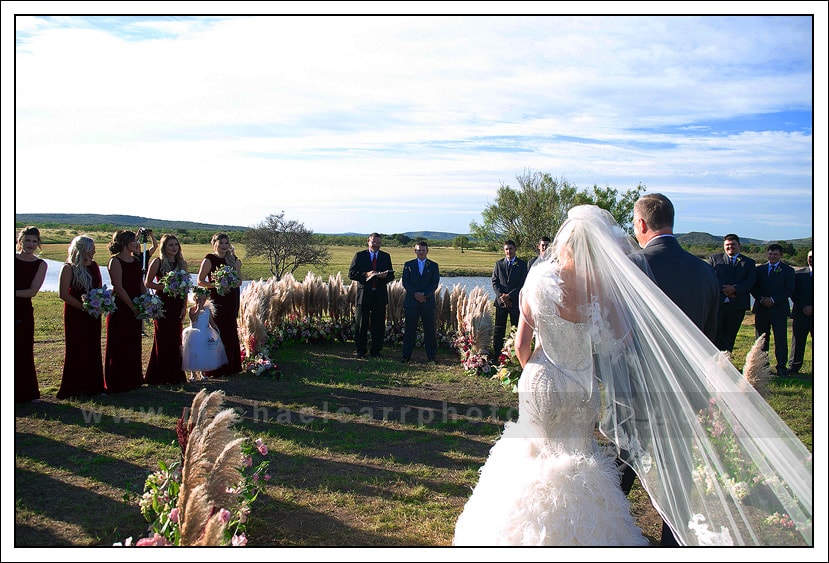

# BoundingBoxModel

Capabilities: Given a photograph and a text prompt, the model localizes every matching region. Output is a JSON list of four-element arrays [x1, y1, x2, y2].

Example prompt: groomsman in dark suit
[[400, 241, 441, 363], [707, 234, 756, 352], [491, 240, 528, 358], [630, 193, 720, 546], [751, 243, 796, 376], [349, 233, 394, 358], [527, 236, 551, 270], [787, 249, 813, 377]]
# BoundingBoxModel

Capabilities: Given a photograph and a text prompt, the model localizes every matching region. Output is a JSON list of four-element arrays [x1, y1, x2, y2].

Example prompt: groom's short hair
[[635, 193, 675, 231]]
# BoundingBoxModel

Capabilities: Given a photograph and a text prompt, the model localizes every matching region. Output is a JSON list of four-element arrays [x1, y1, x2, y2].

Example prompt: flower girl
[[181, 286, 228, 381]]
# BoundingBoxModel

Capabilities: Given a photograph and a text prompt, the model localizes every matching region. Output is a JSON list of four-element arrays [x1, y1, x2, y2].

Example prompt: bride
[[453, 205, 812, 547]]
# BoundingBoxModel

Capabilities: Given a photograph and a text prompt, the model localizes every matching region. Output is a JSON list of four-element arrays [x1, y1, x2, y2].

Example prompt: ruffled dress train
[[453, 316, 648, 546]]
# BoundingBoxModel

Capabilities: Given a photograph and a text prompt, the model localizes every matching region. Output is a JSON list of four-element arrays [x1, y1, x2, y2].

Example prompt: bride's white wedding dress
[[453, 311, 648, 546], [452, 206, 812, 546]]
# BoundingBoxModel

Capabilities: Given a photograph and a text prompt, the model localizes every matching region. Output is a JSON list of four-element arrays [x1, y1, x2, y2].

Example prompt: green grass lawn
[[15, 292, 813, 546], [37, 242, 503, 280]]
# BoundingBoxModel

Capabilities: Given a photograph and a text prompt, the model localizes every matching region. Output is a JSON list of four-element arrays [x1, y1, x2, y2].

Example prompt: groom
[[630, 193, 719, 546]]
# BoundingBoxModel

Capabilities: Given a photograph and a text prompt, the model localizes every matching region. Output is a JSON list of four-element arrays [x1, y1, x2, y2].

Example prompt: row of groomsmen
[[708, 236, 813, 377]]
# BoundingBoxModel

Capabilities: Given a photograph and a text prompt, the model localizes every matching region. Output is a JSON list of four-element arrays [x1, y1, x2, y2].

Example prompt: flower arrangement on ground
[[492, 325, 522, 392], [82, 285, 117, 318], [454, 332, 491, 376], [124, 390, 270, 546], [244, 353, 282, 379], [213, 265, 241, 296], [133, 293, 166, 320], [162, 269, 193, 299]]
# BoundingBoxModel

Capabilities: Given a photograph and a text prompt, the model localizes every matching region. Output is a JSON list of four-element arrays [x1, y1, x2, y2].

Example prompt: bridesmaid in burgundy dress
[[144, 234, 187, 385], [15, 226, 47, 403], [57, 235, 105, 399], [197, 232, 243, 376], [104, 230, 146, 393]]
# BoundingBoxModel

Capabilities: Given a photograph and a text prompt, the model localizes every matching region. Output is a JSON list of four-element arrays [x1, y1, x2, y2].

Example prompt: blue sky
[[6, 9, 826, 241]]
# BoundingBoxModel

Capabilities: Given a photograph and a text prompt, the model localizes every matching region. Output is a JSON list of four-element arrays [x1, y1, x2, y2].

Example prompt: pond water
[[39, 259, 494, 300]]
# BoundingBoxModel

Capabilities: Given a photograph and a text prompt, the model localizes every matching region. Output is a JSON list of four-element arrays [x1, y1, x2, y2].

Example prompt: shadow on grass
[[14, 466, 146, 546]]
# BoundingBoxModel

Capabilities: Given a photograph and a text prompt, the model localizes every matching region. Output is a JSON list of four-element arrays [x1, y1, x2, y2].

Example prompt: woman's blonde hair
[[211, 232, 239, 268], [67, 235, 96, 292], [157, 233, 187, 275]]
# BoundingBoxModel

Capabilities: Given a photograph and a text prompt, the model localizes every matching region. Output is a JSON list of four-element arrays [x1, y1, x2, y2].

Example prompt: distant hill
[[676, 231, 812, 247], [14, 213, 248, 233], [15, 214, 810, 246]]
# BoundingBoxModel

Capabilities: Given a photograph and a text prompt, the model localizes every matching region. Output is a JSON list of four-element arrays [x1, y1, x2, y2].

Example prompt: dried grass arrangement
[[178, 390, 246, 546]]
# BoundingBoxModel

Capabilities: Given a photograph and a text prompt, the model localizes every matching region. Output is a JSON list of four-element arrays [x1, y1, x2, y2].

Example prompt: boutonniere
[[734, 256, 742, 264], [771, 265, 781, 274]]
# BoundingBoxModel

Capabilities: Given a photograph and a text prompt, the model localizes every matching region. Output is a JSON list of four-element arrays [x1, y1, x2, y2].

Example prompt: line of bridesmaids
[[15, 227, 243, 402]]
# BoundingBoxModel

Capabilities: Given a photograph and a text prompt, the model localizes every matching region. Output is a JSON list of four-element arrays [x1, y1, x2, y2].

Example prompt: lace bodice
[[517, 315, 599, 453]]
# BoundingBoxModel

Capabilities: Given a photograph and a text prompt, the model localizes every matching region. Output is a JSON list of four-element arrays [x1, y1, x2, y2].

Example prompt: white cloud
[[7, 12, 823, 240]]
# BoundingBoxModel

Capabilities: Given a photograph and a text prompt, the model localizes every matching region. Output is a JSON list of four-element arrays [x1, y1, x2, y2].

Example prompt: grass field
[[13, 288, 813, 547], [36, 241, 503, 280]]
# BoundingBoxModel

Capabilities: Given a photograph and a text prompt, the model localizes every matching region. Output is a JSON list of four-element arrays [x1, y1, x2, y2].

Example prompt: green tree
[[469, 169, 645, 255], [243, 213, 331, 280], [453, 235, 470, 253]]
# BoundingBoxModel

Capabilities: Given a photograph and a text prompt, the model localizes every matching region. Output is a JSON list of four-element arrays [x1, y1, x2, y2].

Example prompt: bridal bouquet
[[162, 269, 193, 299], [82, 285, 117, 318], [213, 265, 241, 296], [133, 293, 166, 320]]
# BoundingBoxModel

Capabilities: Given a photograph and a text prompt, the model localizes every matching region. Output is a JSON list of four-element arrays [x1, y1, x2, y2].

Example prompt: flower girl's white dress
[[453, 308, 648, 545], [181, 306, 228, 372]]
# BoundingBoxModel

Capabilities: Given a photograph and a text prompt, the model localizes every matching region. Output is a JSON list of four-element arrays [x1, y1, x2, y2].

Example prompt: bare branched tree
[[244, 212, 331, 280]]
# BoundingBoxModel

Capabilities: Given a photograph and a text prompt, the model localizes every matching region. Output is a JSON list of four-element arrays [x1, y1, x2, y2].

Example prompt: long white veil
[[531, 205, 812, 546]]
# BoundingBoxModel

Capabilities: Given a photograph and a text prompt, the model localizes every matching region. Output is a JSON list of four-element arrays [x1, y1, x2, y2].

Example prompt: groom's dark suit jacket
[[707, 252, 757, 310], [641, 235, 719, 341], [348, 249, 394, 304], [402, 258, 440, 308]]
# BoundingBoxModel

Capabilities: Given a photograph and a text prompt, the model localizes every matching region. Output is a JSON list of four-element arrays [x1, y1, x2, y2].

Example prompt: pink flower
[[169, 507, 179, 523], [231, 533, 248, 546], [255, 438, 268, 455], [264, 473, 271, 481], [219, 508, 231, 523], [252, 473, 259, 483], [244, 455, 253, 467], [135, 533, 172, 546]]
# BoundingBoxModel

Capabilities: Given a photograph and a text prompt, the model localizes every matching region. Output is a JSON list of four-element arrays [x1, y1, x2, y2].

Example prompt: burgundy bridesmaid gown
[[57, 263, 105, 398], [203, 253, 242, 377], [144, 266, 186, 385], [104, 256, 144, 393], [15, 256, 45, 402]]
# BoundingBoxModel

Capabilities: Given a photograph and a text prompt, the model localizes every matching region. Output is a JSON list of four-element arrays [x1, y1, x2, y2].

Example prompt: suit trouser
[[355, 290, 386, 355], [714, 301, 746, 352], [402, 304, 437, 360], [788, 314, 813, 373], [755, 308, 789, 371], [493, 305, 519, 358]]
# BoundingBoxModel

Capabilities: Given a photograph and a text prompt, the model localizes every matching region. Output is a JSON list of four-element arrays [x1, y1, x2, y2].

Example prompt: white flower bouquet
[[133, 293, 166, 320], [162, 269, 193, 299], [82, 285, 117, 318], [213, 265, 241, 296]]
